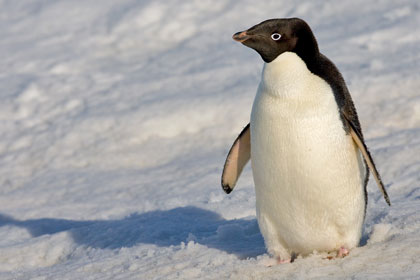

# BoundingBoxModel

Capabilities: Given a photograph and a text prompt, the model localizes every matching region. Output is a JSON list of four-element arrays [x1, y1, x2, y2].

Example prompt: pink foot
[[277, 256, 291, 264], [337, 247, 349, 258], [260, 257, 291, 267]]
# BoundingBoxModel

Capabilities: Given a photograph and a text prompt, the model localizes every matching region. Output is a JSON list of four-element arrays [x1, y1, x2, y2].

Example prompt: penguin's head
[[233, 18, 319, 63]]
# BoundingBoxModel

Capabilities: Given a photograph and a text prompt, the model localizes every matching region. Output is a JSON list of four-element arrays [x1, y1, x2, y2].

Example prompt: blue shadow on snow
[[0, 206, 265, 259]]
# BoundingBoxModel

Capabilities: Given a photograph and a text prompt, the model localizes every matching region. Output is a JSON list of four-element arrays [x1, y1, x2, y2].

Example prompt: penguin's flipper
[[342, 114, 391, 206], [221, 123, 251, 194]]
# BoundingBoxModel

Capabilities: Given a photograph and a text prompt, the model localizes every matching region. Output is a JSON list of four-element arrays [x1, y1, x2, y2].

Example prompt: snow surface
[[0, 0, 419, 279]]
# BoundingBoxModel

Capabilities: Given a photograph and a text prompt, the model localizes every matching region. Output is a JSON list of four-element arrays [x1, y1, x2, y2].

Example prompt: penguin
[[221, 18, 390, 263]]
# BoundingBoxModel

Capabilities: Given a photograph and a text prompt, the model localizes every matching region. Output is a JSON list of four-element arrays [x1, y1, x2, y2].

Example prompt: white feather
[[250, 52, 366, 259]]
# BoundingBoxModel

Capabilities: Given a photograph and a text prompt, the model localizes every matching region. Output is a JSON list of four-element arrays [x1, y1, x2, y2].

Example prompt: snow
[[0, 0, 419, 279]]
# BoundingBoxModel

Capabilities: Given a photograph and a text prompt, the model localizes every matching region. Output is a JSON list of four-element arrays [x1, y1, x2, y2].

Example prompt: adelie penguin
[[221, 18, 390, 264]]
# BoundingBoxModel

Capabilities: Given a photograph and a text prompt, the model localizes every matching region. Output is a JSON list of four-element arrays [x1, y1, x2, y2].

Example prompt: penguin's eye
[[271, 33, 281, 41]]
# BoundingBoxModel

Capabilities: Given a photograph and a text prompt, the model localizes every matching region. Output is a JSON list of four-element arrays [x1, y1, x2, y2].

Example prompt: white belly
[[250, 52, 365, 258]]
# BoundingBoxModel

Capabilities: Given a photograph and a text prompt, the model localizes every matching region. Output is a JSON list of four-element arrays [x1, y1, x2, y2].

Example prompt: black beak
[[232, 31, 250, 43]]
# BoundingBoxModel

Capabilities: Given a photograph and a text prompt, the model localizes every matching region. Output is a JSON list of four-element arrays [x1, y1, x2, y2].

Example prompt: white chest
[[250, 52, 365, 254]]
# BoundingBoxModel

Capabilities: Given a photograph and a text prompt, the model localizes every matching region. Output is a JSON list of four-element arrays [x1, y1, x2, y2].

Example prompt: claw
[[337, 247, 349, 258]]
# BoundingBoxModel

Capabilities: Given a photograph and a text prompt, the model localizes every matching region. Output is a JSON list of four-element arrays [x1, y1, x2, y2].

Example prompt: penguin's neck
[[260, 52, 313, 100]]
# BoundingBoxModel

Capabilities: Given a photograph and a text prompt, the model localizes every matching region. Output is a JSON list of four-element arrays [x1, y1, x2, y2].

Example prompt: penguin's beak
[[232, 31, 250, 43]]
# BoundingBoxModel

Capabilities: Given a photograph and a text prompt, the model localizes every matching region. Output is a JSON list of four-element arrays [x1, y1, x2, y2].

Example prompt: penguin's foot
[[259, 258, 277, 267], [277, 257, 291, 264], [337, 246, 349, 258], [324, 247, 350, 260], [259, 257, 291, 267]]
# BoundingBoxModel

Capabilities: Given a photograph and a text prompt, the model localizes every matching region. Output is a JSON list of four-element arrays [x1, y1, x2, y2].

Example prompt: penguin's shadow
[[0, 206, 265, 259]]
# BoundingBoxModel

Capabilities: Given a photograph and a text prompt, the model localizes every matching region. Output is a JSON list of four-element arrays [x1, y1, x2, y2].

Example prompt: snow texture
[[0, 0, 419, 279]]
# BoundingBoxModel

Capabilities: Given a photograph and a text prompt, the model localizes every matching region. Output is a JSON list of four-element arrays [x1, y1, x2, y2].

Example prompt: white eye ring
[[271, 33, 281, 41]]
